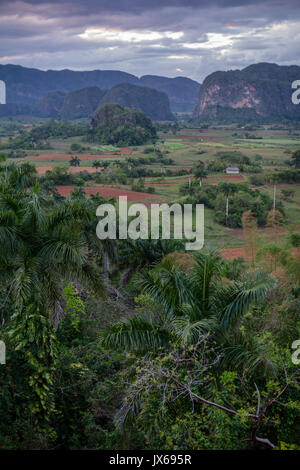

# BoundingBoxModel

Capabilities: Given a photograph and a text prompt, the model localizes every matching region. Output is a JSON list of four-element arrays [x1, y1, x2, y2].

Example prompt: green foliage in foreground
[[0, 162, 299, 450]]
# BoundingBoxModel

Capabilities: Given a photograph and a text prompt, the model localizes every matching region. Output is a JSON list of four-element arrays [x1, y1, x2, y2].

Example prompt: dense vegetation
[[0, 121, 88, 152], [89, 104, 157, 146], [0, 159, 299, 450], [180, 181, 283, 228]]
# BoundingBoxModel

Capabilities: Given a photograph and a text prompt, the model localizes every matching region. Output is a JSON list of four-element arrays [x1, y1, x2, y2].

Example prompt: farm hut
[[226, 167, 240, 175]]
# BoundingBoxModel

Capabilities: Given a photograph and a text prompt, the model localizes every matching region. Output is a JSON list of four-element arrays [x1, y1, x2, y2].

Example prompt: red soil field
[[221, 246, 300, 261], [220, 247, 249, 260], [56, 186, 153, 200], [119, 147, 132, 154], [36, 166, 53, 174], [226, 229, 244, 238], [30, 154, 118, 160]]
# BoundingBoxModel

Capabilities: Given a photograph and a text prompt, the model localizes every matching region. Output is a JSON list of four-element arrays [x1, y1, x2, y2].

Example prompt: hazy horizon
[[2, 60, 300, 84]]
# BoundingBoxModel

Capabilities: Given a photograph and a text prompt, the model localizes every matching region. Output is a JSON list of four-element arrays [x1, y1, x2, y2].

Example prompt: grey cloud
[[0, 1, 299, 81]]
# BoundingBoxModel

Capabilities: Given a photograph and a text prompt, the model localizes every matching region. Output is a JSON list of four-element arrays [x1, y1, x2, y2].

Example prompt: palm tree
[[0, 161, 37, 188], [101, 238, 118, 279], [69, 156, 81, 167], [218, 182, 237, 225], [0, 165, 105, 325], [101, 250, 274, 375], [265, 173, 279, 210], [118, 238, 184, 286], [193, 162, 207, 187]]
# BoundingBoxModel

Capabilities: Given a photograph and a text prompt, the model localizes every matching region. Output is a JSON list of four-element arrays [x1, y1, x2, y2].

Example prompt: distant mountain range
[[1, 63, 300, 122], [193, 63, 300, 122], [0, 64, 200, 114], [32, 82, 175, 121]]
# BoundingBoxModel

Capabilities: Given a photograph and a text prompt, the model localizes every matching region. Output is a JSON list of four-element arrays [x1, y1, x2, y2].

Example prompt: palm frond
[[135, 258, 192, 315], [100, 313, 172, 352], [190, 250, 223, 316], [221, 333, 278, 377], [219, 270, 274, 330], [171, 311, 218, 345]]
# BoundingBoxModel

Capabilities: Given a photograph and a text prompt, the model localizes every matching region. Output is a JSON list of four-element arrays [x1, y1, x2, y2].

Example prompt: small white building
[[226, 167, 240, 175]]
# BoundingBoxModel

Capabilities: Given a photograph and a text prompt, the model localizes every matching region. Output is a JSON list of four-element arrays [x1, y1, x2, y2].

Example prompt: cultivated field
[[1, 122, 300, 257]]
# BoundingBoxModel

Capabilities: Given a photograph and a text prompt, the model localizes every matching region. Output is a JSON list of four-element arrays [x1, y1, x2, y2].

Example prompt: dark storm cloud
[[0, 0, 299, 80]]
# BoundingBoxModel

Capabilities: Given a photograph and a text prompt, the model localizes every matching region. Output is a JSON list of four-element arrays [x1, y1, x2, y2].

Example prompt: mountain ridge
[[193, 62, 300, 122], [0, 64, 200, 113], [98, 83, 175, 121]]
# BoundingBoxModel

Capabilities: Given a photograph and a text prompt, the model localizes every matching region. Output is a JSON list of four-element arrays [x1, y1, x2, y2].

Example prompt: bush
[[281, 189, 295, 201], [70, 143, 83, 153], [249, 174, 265, 186], [143, 146, 155, 154], [147, 186, 155, 194]]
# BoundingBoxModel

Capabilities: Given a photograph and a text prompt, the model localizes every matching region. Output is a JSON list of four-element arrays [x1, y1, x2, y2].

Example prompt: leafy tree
[[7, 304, 58, 435], [256, 243, 288, 272], [249, 174, 265, 186], [70, 143, 82, 153], [281, 188, 295, 201], [117, 339, 298, 449], [266, 209, 285, 242], [92, 160, 102, 172], [288, 233, 300, 247], [290, 149, 300, 169]]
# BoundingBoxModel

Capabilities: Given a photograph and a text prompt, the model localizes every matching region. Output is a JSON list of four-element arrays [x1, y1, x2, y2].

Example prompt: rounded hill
[[90, 103, 157, 146]]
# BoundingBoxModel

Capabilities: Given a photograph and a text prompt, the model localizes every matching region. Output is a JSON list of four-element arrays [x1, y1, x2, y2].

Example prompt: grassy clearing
[[164, 140, 189, 150]]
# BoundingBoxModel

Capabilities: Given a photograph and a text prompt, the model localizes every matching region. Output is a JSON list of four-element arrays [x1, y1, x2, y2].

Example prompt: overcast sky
[[0, 0, 299, 82]]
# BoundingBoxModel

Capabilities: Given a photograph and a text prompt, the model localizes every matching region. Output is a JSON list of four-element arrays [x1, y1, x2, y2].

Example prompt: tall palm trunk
[[225, 195, 229, 224], [54, 301, 64, 330], [103, 251, 110, 278]]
